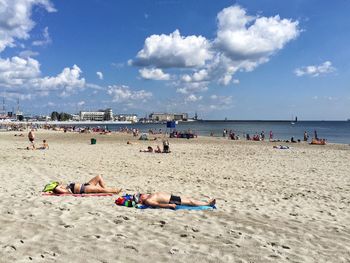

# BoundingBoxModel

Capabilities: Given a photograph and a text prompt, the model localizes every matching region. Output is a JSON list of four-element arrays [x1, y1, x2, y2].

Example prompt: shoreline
[[1, 128, 349, 147]]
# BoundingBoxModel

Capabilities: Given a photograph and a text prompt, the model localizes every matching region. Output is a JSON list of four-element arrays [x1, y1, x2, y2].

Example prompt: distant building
[[149, 112, 188, 122], [71, 114, 80, 121], [36, 115, 51, 121], [79, 108, 113, 121], [114, 114, 138, 123]]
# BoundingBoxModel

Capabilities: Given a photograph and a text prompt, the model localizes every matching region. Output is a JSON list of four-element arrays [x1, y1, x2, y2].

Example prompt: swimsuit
[[67, 182, 90, 194], [169, 195, 181, 205], [79, 183, 90, 194], [67, 183, 75, 193]]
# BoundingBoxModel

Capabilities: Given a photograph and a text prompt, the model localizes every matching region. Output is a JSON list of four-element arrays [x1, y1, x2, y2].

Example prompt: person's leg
[[88, 175, 106, 188], [84, 184, 121, 194], [180, 196, 216, 206]]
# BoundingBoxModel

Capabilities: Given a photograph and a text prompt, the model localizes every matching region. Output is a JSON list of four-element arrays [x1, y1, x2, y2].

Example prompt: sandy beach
[[0, 130, 349, 263]]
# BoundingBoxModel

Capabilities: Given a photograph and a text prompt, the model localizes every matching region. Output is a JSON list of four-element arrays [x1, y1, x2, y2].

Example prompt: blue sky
[[0, 0, 349, 120]]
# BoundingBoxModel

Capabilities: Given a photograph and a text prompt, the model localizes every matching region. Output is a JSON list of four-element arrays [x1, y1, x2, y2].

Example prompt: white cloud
[[32, 26, 51, 46], [294, 61, 335, 77], [215, 6, 300, 60], [181, 69, 209, 83], [185, 94, 202, 102], [0, 57, 85, 98], [77, 101, 85, 106], [218, 73, 232, 86], [19, 50, 39, 57], [132, 5, 300, 90], [176, 82, 208, 94], [35, 65, 85, 93], [96, 71, 104, 80], [107, 85, 152, 103], [139, 68, 170, 80], [132, 29, 213, 68], [0, 0, 56, 52], [0, 56, 41, 87], [86, 83, 104, 90]]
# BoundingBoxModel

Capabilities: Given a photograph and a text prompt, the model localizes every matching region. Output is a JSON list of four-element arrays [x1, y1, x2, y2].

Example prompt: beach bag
[[43, 181, 59, 192], [115, 194, 136, 207]]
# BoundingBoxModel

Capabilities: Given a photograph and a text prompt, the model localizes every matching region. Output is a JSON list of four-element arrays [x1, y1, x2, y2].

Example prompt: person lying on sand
[[53, 175, 121, 194], [140, 146, 153, 152], [133, 192, 215, 209], [37, 139, 49, 150], [273, 145, 290, 149], [154, 145, 162, 153]]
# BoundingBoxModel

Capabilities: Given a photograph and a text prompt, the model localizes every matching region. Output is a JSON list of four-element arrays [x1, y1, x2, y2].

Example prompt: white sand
[[0, 130, 349, 262]]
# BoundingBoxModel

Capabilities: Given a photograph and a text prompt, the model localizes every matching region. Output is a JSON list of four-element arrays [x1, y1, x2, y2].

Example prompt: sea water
[[74, 121, 350, 144]]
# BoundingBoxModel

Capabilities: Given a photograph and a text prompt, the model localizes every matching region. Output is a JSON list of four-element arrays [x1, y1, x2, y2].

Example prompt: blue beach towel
[[115, 194, 216, 210], [136, 204, 216, 210]]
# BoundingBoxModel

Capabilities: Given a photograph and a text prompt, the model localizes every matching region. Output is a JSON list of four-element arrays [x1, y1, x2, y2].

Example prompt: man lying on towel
[[49, 175, 121, 195], [133, 192, 215, 209]]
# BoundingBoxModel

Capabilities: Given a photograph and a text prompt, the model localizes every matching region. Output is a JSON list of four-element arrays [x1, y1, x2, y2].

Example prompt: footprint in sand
[[169, 247, 179, 254], [124, 245, 138, 252], [3, 244, 16, 252]]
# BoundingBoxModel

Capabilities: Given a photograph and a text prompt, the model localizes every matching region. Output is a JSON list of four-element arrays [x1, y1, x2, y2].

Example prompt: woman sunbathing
[[53, 175, 121, 194]]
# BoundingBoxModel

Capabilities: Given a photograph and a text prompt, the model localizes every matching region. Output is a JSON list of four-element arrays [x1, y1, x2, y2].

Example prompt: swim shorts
[[169, 195, 181, 205]]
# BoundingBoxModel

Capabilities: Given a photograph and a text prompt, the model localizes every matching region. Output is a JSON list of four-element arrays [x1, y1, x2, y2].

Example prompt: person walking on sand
[[28, 129, 35, 148], [133, 192, 215, 209]]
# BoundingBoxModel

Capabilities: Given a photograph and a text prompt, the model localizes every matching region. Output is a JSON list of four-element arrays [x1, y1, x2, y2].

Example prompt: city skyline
[[0, 1, 349, 120]]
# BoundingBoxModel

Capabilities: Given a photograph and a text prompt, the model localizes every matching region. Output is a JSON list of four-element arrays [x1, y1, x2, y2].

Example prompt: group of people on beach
[[218, 129, 326, 144], [140, 139, 171, 153], [48, 175, 215, 209], [26, 129, 49, 150]]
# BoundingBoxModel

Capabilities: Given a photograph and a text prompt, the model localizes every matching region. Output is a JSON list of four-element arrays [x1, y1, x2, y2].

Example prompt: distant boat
[[291, 116, 297, 125]]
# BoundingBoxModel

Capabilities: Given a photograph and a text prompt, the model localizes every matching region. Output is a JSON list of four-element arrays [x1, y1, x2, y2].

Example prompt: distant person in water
[[133, 192, 215, 209], [53, 175, 121, 194], [304, 131, 309, 142]]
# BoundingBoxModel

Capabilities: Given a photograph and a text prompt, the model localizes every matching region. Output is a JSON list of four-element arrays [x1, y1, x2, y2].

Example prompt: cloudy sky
[[0, 0, 349, 120]]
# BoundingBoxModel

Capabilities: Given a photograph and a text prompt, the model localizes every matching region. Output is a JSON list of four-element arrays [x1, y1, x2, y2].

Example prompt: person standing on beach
[[261, 131, 265, 141], [269, 131, 273, 141], [304, 131, 309, 141], [28, 129, 35, 148]]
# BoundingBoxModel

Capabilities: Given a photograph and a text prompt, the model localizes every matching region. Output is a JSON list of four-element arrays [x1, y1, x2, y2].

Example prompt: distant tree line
[[50, 111, 72, 121]]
